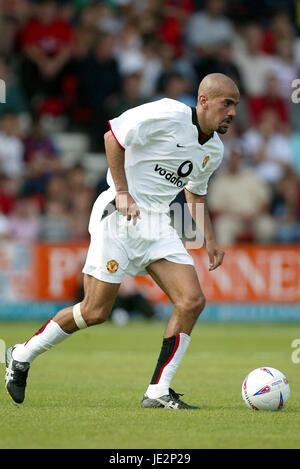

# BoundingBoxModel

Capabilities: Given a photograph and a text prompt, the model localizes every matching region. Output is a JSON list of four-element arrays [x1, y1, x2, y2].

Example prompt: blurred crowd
[[0, 0, 300, 244]]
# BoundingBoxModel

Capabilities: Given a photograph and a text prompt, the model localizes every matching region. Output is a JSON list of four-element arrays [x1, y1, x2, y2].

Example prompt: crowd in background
[[0, 0, 300, 245]]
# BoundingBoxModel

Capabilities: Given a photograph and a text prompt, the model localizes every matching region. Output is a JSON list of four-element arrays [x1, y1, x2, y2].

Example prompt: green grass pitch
[[1, 320, 300, 449]]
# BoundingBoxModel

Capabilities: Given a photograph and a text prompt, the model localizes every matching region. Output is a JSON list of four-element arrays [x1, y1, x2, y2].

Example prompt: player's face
[[204, 89, 240, 134]]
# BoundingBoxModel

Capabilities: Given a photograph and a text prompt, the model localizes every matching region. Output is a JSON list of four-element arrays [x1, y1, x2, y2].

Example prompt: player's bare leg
[[53, 274, 121, 332], [141, 259, 205, 409], [5, 274, 120, 404], [147, 260, 205, 337]]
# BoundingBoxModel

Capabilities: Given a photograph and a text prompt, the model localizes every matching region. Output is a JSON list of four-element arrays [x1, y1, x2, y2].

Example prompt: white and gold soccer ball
[[242, 367, 290, 411]]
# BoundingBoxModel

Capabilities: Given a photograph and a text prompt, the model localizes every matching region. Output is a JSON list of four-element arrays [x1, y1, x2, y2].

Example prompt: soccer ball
[[242, 367, 290, 411]]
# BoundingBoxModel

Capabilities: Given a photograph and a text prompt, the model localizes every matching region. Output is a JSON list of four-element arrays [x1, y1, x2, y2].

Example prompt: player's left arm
[[184, 188, 225, 271]]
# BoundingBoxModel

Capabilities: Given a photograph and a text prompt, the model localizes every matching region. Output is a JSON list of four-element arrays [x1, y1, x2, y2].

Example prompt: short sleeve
[[185, 173, 211, 196], [108, 105, 154, 150], [185, 158, 223, 196], [186, 136, 224, 196]]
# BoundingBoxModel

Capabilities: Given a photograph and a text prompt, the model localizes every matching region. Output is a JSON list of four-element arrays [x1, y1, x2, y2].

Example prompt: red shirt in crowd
[[248, 96, 290, 125], [20, 17, 74, 57]]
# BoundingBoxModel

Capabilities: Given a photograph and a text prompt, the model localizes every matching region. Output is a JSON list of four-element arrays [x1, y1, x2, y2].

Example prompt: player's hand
[[116, 191, 141, 225], [205, 239, 225, 271]]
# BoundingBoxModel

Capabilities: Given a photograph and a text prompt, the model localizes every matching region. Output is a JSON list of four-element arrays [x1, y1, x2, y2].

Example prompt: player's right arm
[[104, 131, 140, 224]]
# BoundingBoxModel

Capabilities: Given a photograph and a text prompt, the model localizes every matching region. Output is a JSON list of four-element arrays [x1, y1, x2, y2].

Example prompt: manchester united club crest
[[106, 259, 119, 273], [202, 156, 210, 168]]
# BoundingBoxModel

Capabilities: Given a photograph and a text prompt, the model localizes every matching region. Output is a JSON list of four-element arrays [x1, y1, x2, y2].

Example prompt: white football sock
[[12, 319, 70, 364], [146, 332, 191, 399]]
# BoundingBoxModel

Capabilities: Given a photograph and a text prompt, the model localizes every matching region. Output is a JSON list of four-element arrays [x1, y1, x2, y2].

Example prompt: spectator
[[0, 113, 24, 178], [262, 9, 295, 55], [78, 31, 121, 106], [73, 25, 97, 63], [285, 125, 300, 175], [74, 1, 102, 33], [0, 209, 10, 240], [0, 0, 33, 58], [0, 56, 28, 117], [96, 3, 123, 36], [65, 163, 89, 193], [8, 196, 41, 241], [69, 187, 95, 241], [247, 74, 290, 126], [273, 168, 300, 243], [158, 0, 191, 57], [64, 164, 95, 240], [156, 42, 197, 95], [23, 114, 62, 174], [117, 34, 163, 100], [44, 172, 69, 205], [21, 115, 63, 202], [63, 5, 100, 129], [192, 40, 243, 88], [185, 0, 233, 58], [77, 32, 121, 149], [155, 72, 196, 106], [38, 198, 71, 241], [114, 21, 142, 72], [138, 35, 163, 99], [19, 0, 74, 108], [218, 121, 242, 170], [241, 110, 292, 184], [233, 23, 276, 97], [271, 37, 299, 100], [0, 175, 19, 215], [208, 148, 276, 244], [108, 73, 145, 117]]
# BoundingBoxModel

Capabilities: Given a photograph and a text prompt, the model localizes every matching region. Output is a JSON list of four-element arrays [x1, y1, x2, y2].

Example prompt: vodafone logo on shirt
[[154, 160, 193, 188]]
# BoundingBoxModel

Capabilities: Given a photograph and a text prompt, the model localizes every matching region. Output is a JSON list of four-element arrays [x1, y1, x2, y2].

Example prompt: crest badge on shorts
[[106, 259, 119, 273], [202, 156, 210, 168]]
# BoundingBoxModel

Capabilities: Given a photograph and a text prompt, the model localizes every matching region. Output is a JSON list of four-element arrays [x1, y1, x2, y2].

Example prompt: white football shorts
[[82, 190, 194, 284]]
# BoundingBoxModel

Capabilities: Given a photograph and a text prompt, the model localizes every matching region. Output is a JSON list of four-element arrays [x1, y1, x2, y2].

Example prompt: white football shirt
[[108, 98, 224, 213]]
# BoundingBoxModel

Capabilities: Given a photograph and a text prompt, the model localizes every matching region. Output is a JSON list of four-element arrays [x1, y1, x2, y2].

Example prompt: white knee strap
[[73, 303, 87, 329]]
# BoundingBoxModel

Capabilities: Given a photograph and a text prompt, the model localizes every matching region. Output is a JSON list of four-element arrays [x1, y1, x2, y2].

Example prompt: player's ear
[[198, 94, 208, 110]]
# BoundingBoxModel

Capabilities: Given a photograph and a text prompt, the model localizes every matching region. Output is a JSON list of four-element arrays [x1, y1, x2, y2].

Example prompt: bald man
[[6, 73, 240, 409]]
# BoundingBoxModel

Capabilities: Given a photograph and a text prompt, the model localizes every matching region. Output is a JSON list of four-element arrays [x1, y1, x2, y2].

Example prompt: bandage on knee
[[73, 303, 87, 329]]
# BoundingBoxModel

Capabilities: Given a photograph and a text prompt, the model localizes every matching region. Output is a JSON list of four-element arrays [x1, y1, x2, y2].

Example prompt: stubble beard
[[217, 125, 228, 134]]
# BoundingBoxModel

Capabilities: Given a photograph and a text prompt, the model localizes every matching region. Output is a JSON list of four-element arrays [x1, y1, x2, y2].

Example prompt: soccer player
[[5, 73, 239, 409]]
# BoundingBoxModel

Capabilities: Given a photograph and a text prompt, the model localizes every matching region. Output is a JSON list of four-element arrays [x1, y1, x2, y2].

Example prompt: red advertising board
[[0, 242, 299, 303]]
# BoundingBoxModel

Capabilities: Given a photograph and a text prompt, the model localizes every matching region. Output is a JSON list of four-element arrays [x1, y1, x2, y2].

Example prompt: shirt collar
[[190, 106, 214, 145]]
